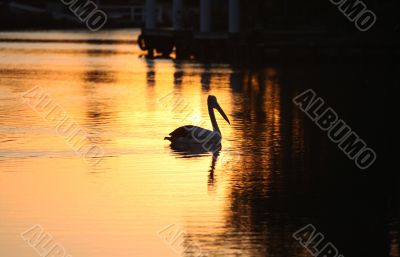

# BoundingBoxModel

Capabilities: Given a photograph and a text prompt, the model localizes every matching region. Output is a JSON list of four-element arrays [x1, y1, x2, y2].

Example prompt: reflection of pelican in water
[[168, 142, 221, 190], [169, 142, 221, 156], [164, 95, 230, 147]]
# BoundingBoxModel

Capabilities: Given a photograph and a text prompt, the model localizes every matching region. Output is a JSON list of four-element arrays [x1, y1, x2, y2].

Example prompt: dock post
[[200, 0, 211, 33], [145, 0, 156, 29], [173, 0, 183, 31], [229, 0, 240, 33]]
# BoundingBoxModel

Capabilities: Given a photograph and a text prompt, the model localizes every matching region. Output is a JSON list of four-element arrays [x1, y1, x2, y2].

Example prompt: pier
[[137, 0, 399, 62]]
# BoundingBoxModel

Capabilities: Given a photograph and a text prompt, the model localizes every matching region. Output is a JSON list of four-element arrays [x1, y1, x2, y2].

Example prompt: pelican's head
[[208, 95, 230, 124]]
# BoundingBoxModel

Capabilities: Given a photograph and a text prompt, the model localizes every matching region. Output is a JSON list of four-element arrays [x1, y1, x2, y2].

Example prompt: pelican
[[164, 95, 230, 146]]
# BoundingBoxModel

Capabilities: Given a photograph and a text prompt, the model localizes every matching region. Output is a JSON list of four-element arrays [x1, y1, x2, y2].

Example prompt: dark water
[[0, 30, 396, 257]]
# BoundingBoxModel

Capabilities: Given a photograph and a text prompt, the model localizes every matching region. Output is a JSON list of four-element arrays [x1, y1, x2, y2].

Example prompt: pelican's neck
[[208, 104, 220, 133]]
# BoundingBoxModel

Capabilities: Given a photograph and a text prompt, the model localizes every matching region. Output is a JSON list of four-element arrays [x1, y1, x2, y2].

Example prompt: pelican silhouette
[[164, 95, 230, 147]]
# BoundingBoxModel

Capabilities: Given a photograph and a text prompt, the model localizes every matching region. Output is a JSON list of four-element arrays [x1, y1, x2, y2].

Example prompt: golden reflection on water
[[0, 30, 312, 257]]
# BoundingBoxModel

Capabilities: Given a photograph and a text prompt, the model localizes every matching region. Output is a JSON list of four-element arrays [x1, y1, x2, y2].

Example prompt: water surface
[[0, 29, 396, 257]]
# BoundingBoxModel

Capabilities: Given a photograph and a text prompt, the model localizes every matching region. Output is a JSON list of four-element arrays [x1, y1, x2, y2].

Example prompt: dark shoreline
[[0, 24, 141, 31]]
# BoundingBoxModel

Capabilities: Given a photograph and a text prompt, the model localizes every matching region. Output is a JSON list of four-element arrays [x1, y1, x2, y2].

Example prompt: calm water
[[0, 29, 397, 257]]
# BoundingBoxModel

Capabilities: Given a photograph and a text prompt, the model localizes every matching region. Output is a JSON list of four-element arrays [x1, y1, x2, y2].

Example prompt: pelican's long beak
[[215, 102, 230, 124]]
